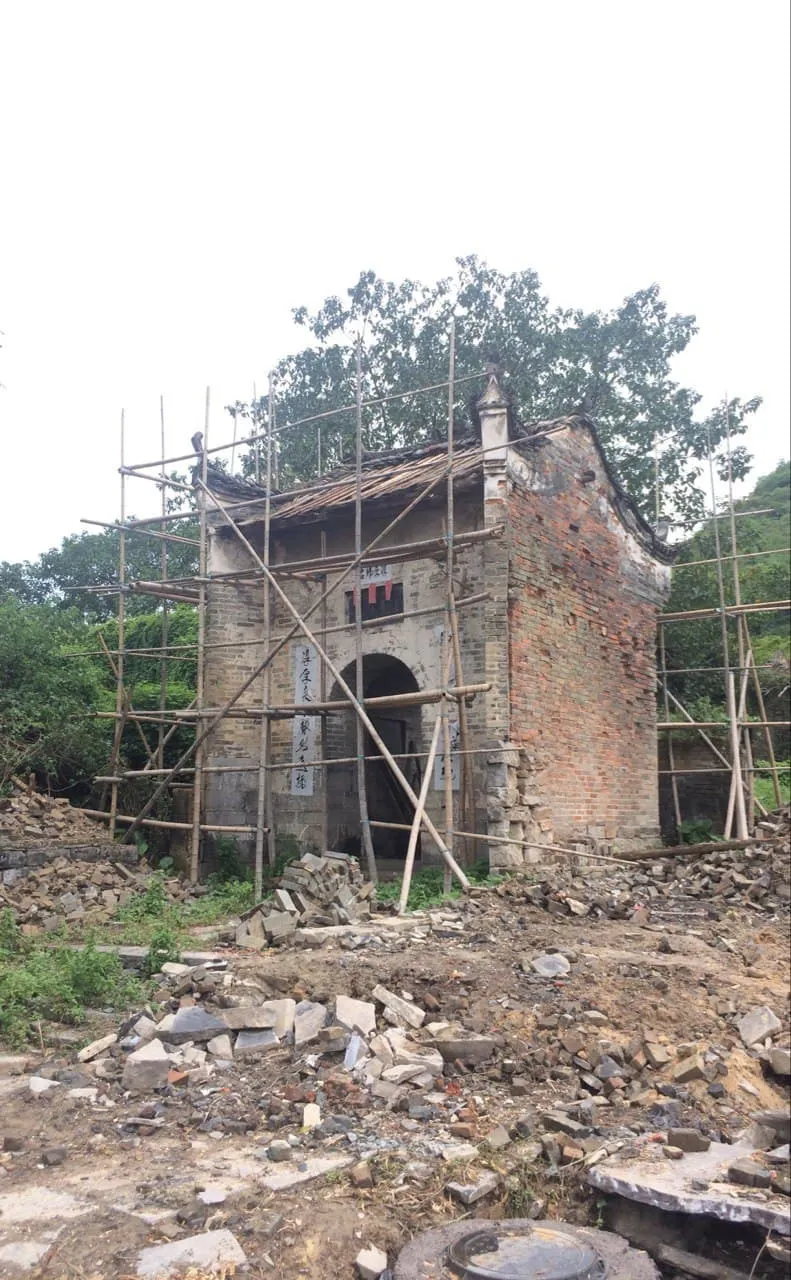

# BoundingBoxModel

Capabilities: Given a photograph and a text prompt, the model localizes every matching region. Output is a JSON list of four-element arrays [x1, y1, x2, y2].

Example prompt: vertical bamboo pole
[[319, 531, 329, 854], [725, 671, 748, 839], [443, 319, 474, 856], [354, 340, 377, 883], [254, 376, 275, 896], [707, 429, 748, 840], [441, 626, 454, 894], [158, 395, 169, 771], [253, 383, 260, 485], [658, 622, 682, 833], [190, 390, 209, 881], [109, 410, 126, 838]]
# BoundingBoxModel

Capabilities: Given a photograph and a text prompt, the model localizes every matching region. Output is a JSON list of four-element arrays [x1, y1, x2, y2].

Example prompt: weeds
[[144, 926, 182, 977], [0, 910, 144, 1047], [375, 861, 502, 912]]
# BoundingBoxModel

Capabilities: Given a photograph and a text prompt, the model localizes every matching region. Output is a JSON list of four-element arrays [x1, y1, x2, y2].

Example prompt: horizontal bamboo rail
[[77, 808, 260, 834], [660, 600, 790, 623]]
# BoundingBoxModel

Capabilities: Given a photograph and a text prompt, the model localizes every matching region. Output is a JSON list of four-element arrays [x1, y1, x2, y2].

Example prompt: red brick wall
[[506, 425, 670, 845]]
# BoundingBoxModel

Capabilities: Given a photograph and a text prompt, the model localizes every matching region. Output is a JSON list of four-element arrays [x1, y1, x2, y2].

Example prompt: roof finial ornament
[[477, 353, 507, 411]]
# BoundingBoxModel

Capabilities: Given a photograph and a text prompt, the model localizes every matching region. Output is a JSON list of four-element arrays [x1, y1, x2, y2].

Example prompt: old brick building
[[202, 371, 673, 870]]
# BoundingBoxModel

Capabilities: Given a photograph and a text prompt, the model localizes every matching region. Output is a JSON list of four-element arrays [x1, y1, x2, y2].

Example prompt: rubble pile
[[0, 779, 108, 847], [502, 833, 791, 922], [236, 850, 375, 947], [0, 855, 143, 932]]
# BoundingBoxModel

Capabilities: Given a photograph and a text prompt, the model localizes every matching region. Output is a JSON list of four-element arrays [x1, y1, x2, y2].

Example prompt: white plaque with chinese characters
[[291, 643, 321, 796], [433, 714, 460, 792]]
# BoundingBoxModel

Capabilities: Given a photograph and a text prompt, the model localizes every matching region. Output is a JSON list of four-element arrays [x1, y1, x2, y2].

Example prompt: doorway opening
[[326, 654, 423, 870]]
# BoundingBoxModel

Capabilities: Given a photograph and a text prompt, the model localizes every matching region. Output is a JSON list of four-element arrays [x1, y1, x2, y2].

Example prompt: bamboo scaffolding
[[123, 372, 483, 473], [192, 478, 470, 889], [190, 391, 209, 880], [61, 592, 491, 659], [118, 458, 469, 843], [398, 715, 442, 914], [73, 528, 504, 595]]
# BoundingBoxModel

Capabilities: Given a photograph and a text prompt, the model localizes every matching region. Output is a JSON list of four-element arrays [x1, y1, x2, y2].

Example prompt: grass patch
[[754, 760, 791, 811], [375, 861, 502, 912], [0, 908, 145, 1047], [73, 872, 260, 948]]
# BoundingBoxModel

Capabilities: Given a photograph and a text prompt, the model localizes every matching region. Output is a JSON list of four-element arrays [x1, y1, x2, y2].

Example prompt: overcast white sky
[[1, 0, 788, 561]]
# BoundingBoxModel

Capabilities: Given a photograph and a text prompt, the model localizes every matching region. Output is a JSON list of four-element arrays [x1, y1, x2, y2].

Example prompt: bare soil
[[0, 889, 789, 1279]]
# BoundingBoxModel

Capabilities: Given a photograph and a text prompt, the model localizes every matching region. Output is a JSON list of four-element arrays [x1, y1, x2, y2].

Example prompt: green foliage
[[210, 836, 252, 885], [375, 861, 502, 912], [117, 872, 169, 921], [230, 259, 759, 526], [678, 816, 718, 845], [0, 598, 110, 792], [0, 922, 144, 1047], [144, 926, 182, 977]]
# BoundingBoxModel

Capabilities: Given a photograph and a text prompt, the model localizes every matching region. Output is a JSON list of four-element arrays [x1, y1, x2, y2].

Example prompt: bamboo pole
[[658, 625, 682, 832], [319, 541, 329, 854], [398, 715, 442, 914], [80, 519, 200, 547], [158, 395, 169, 771], [193, 479, 470, 889], [119, 459, 460, 842], [707, 427, 747, 841], [725, 671, 749, 838], [254, 374, 275, 897], [354, 341, 377, 884], [441, 627, 454, 895], [190, 390, 209, 881], [79, 808, 260, 834], [444, 320, 456, 889], [108, 411, 126, 838]]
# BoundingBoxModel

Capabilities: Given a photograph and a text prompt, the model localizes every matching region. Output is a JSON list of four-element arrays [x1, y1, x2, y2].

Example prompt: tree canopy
[[228, 258, 759, 526]]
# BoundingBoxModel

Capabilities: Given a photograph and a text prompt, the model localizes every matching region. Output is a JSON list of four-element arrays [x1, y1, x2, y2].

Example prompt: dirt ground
[[1, 887, 789, 1279]]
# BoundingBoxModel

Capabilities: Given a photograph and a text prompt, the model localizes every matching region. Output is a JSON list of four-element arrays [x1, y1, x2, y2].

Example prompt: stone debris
[[738, 1005, 782, 1047], [237, 849, 375, 946], [499, 813, 791, 920], [355, 1244, 388, 1279]]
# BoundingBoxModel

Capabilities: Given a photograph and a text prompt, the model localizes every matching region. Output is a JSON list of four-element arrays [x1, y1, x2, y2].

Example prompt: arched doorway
[[326, 654, 423, 868]]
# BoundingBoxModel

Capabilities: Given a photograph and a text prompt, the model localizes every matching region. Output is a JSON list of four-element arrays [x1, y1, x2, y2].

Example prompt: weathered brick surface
[[505, 425, 670, 846]]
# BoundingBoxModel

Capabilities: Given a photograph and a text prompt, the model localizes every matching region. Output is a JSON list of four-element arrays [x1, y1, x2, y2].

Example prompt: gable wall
[[506, 425, 671, 849]]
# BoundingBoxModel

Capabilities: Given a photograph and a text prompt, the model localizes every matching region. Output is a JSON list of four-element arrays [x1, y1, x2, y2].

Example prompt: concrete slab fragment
[[259, 1153, 353, 1191], [136, 1228, 247, 1277], [588, 1138, 791, 1235]]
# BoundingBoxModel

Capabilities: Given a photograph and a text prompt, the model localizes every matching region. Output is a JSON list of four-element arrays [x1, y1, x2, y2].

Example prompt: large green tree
[[0, 516, 198, 623], [228, 258, 759, 525]]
